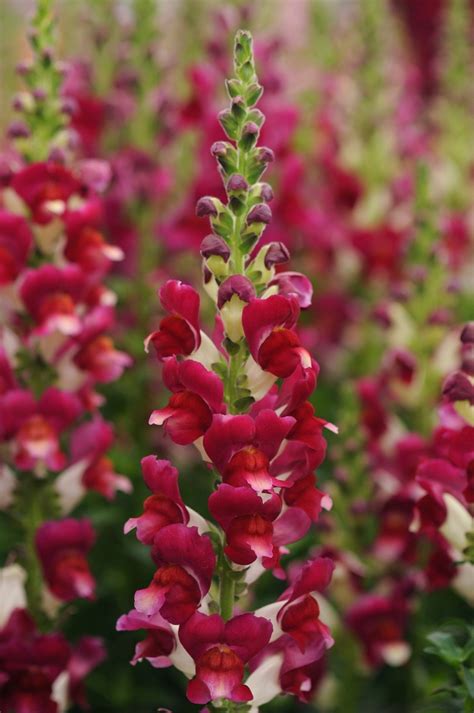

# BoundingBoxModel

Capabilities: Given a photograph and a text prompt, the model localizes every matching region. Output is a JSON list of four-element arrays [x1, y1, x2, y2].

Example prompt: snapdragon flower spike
[[121, 30, 333, 709], [0, 2, 131, 702]]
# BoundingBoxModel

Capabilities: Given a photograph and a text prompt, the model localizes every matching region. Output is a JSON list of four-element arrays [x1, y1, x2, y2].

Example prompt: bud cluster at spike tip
[[119, 30, 335, 709], [0, 2, 130, 709]]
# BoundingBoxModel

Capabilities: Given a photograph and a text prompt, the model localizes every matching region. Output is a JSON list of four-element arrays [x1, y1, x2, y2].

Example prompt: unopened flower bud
[[245, 82, 263, 106], [210, 141, 237, 175], [41, 47, 54, 63], [442, 372, 474, 405], [264, 242, 290, 268], [7, 121, 30, 139], [11, 93, 29, 112], [230, 96, 246, 120], [247, 203, 272, 225], [240, 121, 259, 150], [16, 61, 31, 76], [225, 78, 243, 99], [60, 97, 77, 116], [227, 174, 248, 193], [200, 235, 231, 262], [211, 141, 229, 158], [257, 147, 274, 164], [246, 147, 275, 183], [196, 197, 219, 218], [258, 183, 273, 203], [48, 147, 67, 164], [218, 109, 239, 140], [461, 344, 474, 376], [33, 88, 47, 102], [218, 275, 256, 342], [461, 322, 474, 344]]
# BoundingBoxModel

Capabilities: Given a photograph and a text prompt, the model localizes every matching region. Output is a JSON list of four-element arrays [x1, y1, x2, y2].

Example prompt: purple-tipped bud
[[200, 235, 231, 262], [259, 183, 274, 203], [7, 121, 30, 139], [48, 147, 67, 164], [12, 95, 26, 112], [247, 203, 272, 225], [227, 174, 248, 193], [231, 96, 246, 117], [196, 197, 219, 218], [211, 141, 229, 157], [428, 308, 451, 326], [217, 275, 256, 309], [41, 47, 54, 63], [264, 242, 290, 269], [60, 97, 77, 116], [461, 322, 474, 344], [257, 147, 275, 164], [32, 88, 47, 101], [461, 345, 474, 376], [240, 121, 260, 150], [242, 121, 259, 138], [16, 62, 31, 76], [442, 371, 474, 405]]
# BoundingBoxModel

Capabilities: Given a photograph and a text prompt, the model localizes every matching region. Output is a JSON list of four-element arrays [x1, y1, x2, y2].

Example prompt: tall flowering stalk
[[119, 31, 335, 710], [0, 1, 130, 710]]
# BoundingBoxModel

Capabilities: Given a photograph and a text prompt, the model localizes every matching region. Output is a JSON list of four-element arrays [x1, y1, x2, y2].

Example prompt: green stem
[[20, 475, 49, 626], [219, 567, 235, 621]]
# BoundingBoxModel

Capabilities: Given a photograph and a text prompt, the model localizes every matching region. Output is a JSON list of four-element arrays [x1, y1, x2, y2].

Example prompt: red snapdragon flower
[[149, 357, 225, 445], [125, 456, 189, 544], [134, 524, 215, 624], [209, 484, 311, 568], [0, 210, 33, 284], [180, 611, 272, 705], [20, 264, 86, 337], [147, 280, 201, 359], [203, 410, 295, 490], [116, 609, 175, 668], [0, 608, 70, 713], [0, 387, 82, 472], [346, 594, 410, 668], [35, 519, 96, 601], [11, 162, 81, 225], [70, 417, 130, 500], [242, 294, 311, 378], [64, 199, 123, 276]]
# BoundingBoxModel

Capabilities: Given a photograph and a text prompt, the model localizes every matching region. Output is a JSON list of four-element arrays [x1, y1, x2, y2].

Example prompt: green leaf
[[462, 666, 474, 698], [426, 631, 464, 665]]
